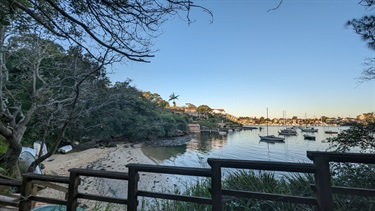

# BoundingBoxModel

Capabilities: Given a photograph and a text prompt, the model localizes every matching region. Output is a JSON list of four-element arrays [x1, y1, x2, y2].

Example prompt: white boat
[[259, 135, 285, 142], [259, 108, 285, 142], [279, 127, 297, 136], [300, 126, 318, 132]]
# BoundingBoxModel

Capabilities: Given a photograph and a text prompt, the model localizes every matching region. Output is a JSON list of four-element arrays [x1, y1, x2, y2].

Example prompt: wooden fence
[[0, 151, 374, 211]]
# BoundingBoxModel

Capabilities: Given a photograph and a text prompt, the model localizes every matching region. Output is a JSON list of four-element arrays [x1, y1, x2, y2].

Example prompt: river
[[141, 126, 346, 168]]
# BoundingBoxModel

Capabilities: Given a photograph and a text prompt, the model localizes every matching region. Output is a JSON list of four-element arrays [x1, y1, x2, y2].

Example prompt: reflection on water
[[141, 126, 346, 168], [141, 144, 186, 163], [186, 133, 227, 153]]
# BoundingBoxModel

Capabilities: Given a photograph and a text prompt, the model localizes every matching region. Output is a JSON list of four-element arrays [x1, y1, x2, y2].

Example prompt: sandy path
[[38, 143, 175, 209]]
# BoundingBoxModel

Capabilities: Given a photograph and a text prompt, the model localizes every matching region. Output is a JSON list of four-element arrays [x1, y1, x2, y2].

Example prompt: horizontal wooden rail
[[22, 173, 69, 184], [77, 193, 128, 205], [127, 164, 212, 177], [207, 158, 317, 173], [0, 199, 19, 207], [307, 151, 375, 164], [69, 168, 129, 180], [222, 189, 318, 205], [0, 179, 25, 208], [0, 179, 21, 187], [311, 185, 375, 197], [138, 190, 212, 204], [29, 196, 66, 205]]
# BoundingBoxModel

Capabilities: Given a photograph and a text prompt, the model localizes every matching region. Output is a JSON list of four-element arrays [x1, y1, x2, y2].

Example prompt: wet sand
[[38, 143, 175, 209]]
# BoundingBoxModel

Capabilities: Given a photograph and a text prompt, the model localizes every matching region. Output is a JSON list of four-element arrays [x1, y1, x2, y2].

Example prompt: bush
[[0, 137, 8, 155]]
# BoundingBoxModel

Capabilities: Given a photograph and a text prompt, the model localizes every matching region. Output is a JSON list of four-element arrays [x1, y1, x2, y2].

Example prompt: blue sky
[[108, 0, 374, 119]]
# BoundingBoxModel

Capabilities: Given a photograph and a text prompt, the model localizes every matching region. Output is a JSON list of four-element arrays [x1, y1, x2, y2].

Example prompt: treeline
[[0, 33, 190, 172]]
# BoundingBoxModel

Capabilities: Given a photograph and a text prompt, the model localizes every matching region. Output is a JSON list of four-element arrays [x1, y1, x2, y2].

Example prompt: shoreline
[[38, 143, 175, 209]]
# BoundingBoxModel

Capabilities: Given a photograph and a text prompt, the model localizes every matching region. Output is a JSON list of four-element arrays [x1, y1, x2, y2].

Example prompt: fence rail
[[0, 151, 374, 211]]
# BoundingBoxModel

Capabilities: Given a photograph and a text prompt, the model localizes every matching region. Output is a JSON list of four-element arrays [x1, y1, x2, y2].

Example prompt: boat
[[303, 134, 316, 140], [259, 108, 285, 142], [324, 130, 338, 134], [324, 125, 338, 134], [242, 125, 258, 130], [300, 126, 318, 132], [279, 129, 297, 136], [278, 111, 297, 136], [218, 131, 227, 135], [259, 135, 285, 142]]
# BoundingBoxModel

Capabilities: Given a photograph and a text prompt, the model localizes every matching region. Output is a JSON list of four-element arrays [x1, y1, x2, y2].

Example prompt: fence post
[[313, 156, 333, 211], [19, 174, 33, 211], [66, 170, 80, 211], [127, 166, 139, 211], [208, 159, 222, 211]]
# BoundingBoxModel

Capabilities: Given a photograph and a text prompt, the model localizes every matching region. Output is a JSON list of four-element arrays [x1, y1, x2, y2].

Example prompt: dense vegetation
[[0, 0, 210, 176]]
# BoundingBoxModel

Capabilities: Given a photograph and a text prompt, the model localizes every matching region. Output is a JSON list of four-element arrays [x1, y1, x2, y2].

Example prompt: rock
[[107, 142, 117, 148]]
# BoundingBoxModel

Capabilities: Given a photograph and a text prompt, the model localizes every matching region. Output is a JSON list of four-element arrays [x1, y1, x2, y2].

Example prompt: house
[[212, 109, 226, 115], [187, 124, 200, 133]]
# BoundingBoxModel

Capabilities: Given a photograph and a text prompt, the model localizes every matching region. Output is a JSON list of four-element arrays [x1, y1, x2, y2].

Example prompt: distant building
[[187, 124, 200, 133], [212, 109, 226, 115]]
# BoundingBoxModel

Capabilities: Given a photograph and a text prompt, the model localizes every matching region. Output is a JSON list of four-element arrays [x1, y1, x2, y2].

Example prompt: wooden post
[[19, 174, 33, 211], [208, 160, 222, 211], [313, 156, 333, 211], [127, 166, 139, 211], [66, 171, 80, 211]]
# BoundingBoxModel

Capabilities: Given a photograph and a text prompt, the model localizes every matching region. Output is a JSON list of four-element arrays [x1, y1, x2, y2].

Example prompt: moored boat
[[324, 130, 338, 134], [259, 108, 285, 142], [303, 134, 316, 140], [259, 135, 285, 142], [279, 128, 297, 136], [243, 125, 258, 130], [300, 126, 318, 132]]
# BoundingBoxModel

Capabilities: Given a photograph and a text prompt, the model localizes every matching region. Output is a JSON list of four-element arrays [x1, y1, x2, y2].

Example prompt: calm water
[[142, 126, 346, 168]]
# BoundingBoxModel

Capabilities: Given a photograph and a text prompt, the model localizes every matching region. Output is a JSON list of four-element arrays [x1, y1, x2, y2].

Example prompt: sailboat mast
[[267, 107, 269, 136]]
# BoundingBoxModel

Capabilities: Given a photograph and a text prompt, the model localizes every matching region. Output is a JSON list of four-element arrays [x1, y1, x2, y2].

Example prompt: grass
[[221, 170, 316, 211], [141, 171, 317, 211], [140, 178, 212, 211]]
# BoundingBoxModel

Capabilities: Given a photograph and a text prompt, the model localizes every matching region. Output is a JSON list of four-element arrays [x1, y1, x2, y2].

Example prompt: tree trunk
[[5, 136, 22, 177]]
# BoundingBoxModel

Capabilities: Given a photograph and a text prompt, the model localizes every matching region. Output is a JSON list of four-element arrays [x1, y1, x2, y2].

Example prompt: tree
[[0, 32, 107, 175], [169, 92, 179, 108], [346, 1, 375, 81], [0, 0, 211, 63], [186, 103, 197, 110], [327, 122, 375, 153], [326, 122, 375, 209], [0, 0, 211, 176], [197, 105, 212, 118]]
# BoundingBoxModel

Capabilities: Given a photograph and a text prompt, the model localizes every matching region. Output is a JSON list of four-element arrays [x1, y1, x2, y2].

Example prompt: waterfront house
[[187, 124, 200, 132]]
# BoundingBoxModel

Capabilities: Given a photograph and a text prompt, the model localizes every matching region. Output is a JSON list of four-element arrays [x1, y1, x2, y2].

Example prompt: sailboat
[[278, 111, 297, 136], [259, 108, 285, 142]]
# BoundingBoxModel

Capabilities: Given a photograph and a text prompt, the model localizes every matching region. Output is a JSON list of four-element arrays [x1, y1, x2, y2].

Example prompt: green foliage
[[196, 105, 212, 115], [143, 179, 212, 211], [192, 114, 229, 129], [70, 81, 189, 142], [145, 171, 316, 211], [327, 122, 375, 153], [222, 171, 315, 211], [0, 137, 8, 155], [0, 137, 8, 169], [326, 122, 375, 210]]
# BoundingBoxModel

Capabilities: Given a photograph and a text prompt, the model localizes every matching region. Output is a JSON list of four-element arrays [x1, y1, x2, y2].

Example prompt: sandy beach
[[38, 143, 174, 209]]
